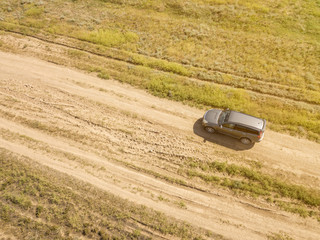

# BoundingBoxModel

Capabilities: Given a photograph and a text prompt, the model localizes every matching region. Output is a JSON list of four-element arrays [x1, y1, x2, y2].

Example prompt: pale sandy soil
[[1, 50, 320, 240]]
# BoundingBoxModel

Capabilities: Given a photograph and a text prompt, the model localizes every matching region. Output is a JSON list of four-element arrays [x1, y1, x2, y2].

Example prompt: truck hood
[[203, 109, 222, 124]]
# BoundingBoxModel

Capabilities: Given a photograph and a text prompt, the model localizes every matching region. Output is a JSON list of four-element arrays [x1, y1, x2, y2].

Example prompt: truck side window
[[223, 123, 235, 129], [234, 125, 259, 135]]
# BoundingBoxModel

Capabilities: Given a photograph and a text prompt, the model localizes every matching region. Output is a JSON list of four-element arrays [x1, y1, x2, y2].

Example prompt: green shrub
[[5, 194, 32, 210], [25, 6, 44, 17], [35, 205, 44, 218], [130, 55, 191, 76], [0, 203, 13, 222], [97, 71, 110, 80], [74, 29, 139, 49]]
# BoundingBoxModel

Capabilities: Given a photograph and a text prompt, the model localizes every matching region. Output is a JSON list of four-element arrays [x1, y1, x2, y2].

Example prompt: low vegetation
[[0, 149, 212, 239], [183, 158, 320, 219]]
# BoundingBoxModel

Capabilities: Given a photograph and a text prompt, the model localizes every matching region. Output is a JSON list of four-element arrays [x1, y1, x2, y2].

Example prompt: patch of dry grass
[[0, 0, 319, 142], [0, 149, 213, 239]]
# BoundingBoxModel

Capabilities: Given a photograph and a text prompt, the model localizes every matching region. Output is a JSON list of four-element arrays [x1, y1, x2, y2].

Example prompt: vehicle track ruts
[[1, 51, 320, 239]]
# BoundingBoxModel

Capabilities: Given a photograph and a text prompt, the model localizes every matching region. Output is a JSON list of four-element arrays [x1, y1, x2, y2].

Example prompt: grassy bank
[[0, 149, 212, 239], [183, 158, 320, 219], [2, 0, 318, 86]]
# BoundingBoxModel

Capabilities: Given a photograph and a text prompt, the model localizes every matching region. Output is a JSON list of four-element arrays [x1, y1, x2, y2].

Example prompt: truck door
[[220, 123, 236, 137]]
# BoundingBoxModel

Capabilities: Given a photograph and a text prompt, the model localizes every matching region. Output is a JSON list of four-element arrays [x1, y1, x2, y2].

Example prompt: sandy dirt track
[[1, 51, 320, 239]]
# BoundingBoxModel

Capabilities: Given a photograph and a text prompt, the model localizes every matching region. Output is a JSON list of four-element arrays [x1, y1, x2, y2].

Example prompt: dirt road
[[1, 51, 320, 239]]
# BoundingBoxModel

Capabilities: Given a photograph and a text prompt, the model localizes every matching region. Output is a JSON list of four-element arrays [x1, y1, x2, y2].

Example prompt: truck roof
[[228, 111, 265, 130]]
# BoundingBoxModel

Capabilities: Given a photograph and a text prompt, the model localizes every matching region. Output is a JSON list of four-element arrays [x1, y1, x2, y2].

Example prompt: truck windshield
[[218, 110, 230, 125]]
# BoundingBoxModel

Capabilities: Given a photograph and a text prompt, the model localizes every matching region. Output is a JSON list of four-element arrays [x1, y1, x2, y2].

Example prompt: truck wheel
[[205, 127, 215, 133], [240, 137, 251, 145]]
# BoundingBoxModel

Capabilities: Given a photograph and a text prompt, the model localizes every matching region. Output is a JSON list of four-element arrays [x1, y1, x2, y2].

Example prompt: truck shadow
[[193, 118, 254, 151]]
